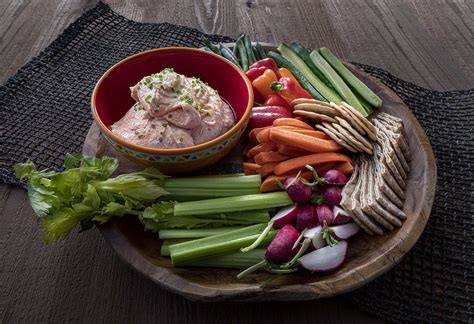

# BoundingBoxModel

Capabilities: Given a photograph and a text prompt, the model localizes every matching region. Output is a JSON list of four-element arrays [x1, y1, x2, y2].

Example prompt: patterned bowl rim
[[91, 47, 254, 156]]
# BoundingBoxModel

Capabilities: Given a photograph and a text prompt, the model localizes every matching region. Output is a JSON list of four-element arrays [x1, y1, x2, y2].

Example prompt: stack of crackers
[[291, 99, 376, 154]]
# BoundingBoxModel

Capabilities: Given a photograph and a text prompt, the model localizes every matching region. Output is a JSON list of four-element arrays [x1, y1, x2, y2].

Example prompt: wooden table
[[1, 1, 472, 323]]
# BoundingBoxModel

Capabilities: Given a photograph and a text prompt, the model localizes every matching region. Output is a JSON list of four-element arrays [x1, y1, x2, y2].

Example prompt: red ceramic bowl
[[91, 47, 253, 174]]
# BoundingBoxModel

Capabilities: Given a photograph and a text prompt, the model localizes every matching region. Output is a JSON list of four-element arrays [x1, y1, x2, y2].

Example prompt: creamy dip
[[111, 68, 235, 148]]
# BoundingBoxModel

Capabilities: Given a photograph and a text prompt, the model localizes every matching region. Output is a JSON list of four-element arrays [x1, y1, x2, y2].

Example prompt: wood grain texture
[[0, 0, 470, 322]]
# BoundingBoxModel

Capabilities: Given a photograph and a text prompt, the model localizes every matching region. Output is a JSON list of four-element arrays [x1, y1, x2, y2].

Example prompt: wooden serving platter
[[83, 61, 436, 302]]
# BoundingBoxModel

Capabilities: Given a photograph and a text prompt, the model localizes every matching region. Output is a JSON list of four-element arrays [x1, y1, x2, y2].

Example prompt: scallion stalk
[[173, 192, 292, 216], [169, 224, 277, 265]]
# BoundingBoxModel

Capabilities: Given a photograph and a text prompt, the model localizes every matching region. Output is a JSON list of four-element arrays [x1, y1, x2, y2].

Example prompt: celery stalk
[[180, 249, 266, 269], [173, 192, 292, 216], [165, 187, 261, 200], [161, 239, 188, 256], [164, 174, 261, 189], [159, 226, 247, 240], [169, 224, 277, 265]]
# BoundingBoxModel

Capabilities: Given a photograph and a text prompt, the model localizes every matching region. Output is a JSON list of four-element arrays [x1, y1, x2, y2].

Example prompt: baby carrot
[[269, 128, 342, 153], [273, 153, 351, 175], [272, 118, 313, 130]]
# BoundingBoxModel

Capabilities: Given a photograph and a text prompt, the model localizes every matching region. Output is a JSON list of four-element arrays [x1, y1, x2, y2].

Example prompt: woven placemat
[[0, 3, 472, 323]]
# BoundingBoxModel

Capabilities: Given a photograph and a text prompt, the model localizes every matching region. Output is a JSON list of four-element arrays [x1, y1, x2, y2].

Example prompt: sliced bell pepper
[[250, 58, 281, 79], [270, 77, 312, 104], [252, 69, 278, 99], [264, 93, 291, 109]]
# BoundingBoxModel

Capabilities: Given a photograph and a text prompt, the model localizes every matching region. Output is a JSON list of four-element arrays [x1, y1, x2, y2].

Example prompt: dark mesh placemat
[[0, 3, 472, 323]]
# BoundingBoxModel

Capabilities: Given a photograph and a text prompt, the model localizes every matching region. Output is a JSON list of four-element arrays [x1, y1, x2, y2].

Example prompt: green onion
[[180, 249, 266, 269], [169, 224, 277, 265], [159, 226, 247, 240], [173, 192, 292, 216]]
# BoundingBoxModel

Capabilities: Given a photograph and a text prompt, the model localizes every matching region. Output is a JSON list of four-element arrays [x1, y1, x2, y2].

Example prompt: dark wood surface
[[0, 0, 472, 323]]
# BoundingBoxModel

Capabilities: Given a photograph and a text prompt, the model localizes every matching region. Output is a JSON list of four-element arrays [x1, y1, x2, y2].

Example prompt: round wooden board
[[82, 58, 436, 302]]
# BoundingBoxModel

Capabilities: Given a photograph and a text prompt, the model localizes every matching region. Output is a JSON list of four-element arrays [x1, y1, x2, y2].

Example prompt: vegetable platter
[[16, 39, 436, 301]]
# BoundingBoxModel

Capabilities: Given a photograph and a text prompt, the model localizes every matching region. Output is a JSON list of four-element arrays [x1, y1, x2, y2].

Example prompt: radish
[[265, 224, 300, 264], [241, 204, 298, 253], [321, 170, 348, 185], [284, 176, 312, 204], [304, 225, 326, 249], [272, 204, 298, 229], [296, 204, 318, 231], [316, 204, 335, 225], [323, 186, 342, 205], [299, 240, 348, 272], [237, 224, 301, 279], [332, 206, 352, 225], [331, 222, 360, 240]]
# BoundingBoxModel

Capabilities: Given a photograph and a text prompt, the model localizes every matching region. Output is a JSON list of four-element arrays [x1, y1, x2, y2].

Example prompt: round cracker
[[332, 122, 373, 154], [318, 123, 360, 153], [339, 103, 376, 140], [336, 116, 374, 149], [340, 102, 377, 140], [293, 110, 337, 123], [293, 103, 340, 117]]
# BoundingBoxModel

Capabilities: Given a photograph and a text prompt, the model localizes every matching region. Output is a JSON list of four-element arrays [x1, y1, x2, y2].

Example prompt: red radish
[[299, 240, 348, 272], [248, 106, 292, 130], [304, 225, 325, 249], [241, 204, 298, 253], [331, 222, 360, 240], [316, 204, 335, 225], [321, 170, 348, 185], [332, 206, 352, 225], [265, 224, 300, 264], [272, 204, 298, 229], [296, 204, 318, 231], [323, 186, 342, 205], [284, 177, 312, 204]]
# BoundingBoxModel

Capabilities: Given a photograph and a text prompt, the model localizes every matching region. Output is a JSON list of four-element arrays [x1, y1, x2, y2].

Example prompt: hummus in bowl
[[111, 69, 235, 149], [91, 47, 253, 174]]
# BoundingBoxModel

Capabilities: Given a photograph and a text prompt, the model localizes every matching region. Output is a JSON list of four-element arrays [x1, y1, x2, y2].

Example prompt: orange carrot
[[242, 162, 261, 175], [249, 126, 269, 144], [256, 128, 272, 143], [334, 161, 354, 174], [269, 128, 342, 153], [277, 144, 312, 157], [272, 118, 313, 130], [256, 162, 278, 177], [273, 153, 352, 176], [247, 142, 277, 157], [260, 175, 284, 192], [254, 151, 289, 165]]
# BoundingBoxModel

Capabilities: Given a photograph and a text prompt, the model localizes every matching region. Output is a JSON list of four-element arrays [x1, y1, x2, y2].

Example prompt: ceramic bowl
[[91, 47, 253, 174]]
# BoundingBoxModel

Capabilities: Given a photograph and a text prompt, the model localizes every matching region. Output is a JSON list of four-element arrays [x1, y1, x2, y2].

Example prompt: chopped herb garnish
[[162, 122, 168, 127], [144, 95, 153, 104], [179, 138, 184, 143], [168, 113, 173, 118], [138, 134, 144, 139], [180, 95, 194, 106], [151, 124, 156, 129]]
